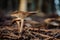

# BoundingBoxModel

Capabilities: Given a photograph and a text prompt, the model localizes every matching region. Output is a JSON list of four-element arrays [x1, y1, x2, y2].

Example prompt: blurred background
[[0, 0, 60, 17]]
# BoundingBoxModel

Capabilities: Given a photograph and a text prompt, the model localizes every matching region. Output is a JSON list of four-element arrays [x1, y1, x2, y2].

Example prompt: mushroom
[[44, 18, 60, 28], [44, 18, 55, 24], [10, 11, 36, 33], [44, 18, 56, 28]]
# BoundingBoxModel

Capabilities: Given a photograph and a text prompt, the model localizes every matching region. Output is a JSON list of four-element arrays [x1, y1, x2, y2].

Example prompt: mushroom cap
[[10, 11, 36, 18], [44, 18, 55, 24]]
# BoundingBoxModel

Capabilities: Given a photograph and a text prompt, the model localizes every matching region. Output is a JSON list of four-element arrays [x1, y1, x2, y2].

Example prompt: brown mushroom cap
[[10, 11, 36, 19], [44, 18, 55, 24]]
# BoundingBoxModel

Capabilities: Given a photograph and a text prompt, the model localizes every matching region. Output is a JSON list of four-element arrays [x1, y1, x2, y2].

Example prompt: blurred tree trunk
[[12, 0, 19, 11], [38, 0, 42, 12], [41, 0, 58, 18], [28, 0, 36, 11], [0, 0, 3, 9], [7, 0, 12, 11], [19, 0, 27, 12], [7, 0, 19, 11], [0, 0, 8, 10], [41, 0, 51, 13], [0, 0, 19, 11]]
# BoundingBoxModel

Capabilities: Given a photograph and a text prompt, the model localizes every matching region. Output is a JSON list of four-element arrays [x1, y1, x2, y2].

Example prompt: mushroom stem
[[16, 21, 20, 33], [20, 19, 24, 33]]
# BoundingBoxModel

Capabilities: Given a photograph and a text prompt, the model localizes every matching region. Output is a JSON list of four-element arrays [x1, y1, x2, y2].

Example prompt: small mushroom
[[10, 11, 36, 33], [44, 18, 56, 28], [44, 18, 55, 24]]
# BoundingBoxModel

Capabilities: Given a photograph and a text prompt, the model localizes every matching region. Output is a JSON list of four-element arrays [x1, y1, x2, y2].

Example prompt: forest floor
[[0, 25, 60, 40], [0, 14, 60, 40]]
